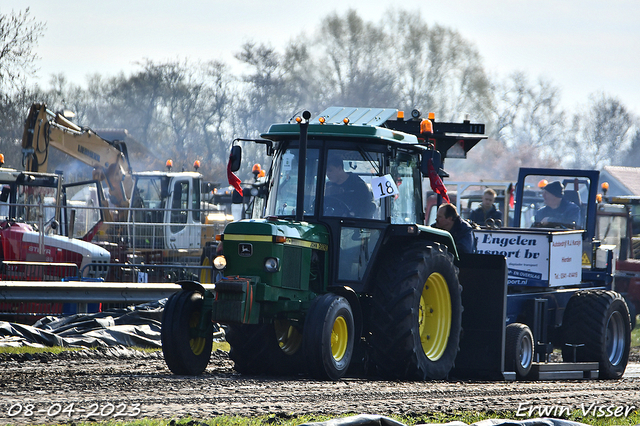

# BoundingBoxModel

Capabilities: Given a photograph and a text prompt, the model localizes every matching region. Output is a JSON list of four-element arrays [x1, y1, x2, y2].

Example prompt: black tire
[[505, 323, 534, 379], [562, 290, 631, 379], [303, 293, 355, 380], [369, 242, 462, 380], [625, 297, 637, 330], [161, 290, 214, 375], [226, 321, 304, 376]]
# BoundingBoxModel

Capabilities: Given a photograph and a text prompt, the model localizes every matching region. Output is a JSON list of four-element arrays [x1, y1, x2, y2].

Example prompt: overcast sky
[[3, 0, 640, 116]]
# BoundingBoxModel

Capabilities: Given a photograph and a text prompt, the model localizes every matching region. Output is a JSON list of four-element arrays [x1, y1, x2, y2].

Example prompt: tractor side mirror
[[230, 145, 242, 172]]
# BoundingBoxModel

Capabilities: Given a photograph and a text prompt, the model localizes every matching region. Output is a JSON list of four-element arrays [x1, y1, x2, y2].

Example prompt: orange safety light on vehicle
[[538, 179, 548, 188], [420, 119, 433, 134], [194, 160, 201, 171], [166, 159, 173, 171]]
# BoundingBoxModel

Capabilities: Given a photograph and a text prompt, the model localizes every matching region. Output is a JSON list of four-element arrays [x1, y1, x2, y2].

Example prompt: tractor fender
[[176, 280, 206, 294], [327, 285, 363, 341], [382, 224, 458, 260]]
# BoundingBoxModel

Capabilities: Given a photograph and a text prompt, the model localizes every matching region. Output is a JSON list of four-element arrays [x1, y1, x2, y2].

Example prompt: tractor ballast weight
[[161, 107, 629, 381]]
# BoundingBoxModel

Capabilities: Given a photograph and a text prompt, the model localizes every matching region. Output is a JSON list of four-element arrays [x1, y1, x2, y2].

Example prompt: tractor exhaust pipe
[[295, 111, 311, 222]]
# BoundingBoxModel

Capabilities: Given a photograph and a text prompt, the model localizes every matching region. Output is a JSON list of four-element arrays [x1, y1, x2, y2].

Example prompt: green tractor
[[161, 107, 486, 380]]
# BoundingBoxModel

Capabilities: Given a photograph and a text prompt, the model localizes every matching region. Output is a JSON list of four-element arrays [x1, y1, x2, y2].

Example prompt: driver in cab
[[535, 180, 581, 228], [324, 155, 375, 218]]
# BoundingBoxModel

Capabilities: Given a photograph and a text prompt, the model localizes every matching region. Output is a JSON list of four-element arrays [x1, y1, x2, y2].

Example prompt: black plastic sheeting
[[299, 415, 591, 426], [0, 300, 165, 348]]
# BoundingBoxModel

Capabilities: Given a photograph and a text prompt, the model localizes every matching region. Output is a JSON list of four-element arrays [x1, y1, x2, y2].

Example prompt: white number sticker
[[371, 175, 399, 200]]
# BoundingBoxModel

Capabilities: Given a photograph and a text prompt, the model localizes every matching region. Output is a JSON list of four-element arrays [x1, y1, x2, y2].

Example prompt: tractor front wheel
[[303, 293, 355, 380], [161, 290, 213, 375]]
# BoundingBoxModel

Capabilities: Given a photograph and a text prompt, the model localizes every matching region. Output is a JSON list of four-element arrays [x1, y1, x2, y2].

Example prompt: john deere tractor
[[161, 107, 486, 380]]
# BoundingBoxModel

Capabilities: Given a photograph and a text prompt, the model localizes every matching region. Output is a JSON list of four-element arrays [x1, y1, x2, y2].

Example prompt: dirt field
[[1, 348, 639, 426]]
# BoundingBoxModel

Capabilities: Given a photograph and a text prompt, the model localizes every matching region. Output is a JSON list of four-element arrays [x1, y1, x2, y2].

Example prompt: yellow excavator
[[22, 103, 133, 219]]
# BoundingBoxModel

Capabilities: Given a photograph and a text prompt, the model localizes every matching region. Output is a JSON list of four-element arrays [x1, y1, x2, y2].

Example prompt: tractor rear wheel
[[562, 290, 631, 379], [161, 290, 213, 375], [226, 321, 304, 376], [505, 323, 534, 379], [303, 293, 355, 380], [369, 242, 462, 380]]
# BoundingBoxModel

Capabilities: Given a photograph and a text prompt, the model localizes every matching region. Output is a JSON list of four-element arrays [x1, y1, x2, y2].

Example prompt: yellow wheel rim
[[331, 316, 349, 361], [419, 272, 452, 361], [200, 257, 212, 284], [189, 311, 206, 356], [274, 320, 302, 355]]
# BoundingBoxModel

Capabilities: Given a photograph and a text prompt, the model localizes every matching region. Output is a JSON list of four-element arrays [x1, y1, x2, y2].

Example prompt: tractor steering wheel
[[323, 195, 352, 217]]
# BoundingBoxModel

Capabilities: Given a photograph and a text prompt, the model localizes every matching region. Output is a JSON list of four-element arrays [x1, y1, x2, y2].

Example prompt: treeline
[[1, 8, 638, 184]]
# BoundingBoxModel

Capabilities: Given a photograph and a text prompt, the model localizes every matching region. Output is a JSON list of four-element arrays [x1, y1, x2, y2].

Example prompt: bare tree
[[0, 8, 45, 90], [385, 11, 492, 122], [492, 72, 567, 160], [620, 128, 640, 167], [567, 93, 635, 169], [315, 9, 397, 107]]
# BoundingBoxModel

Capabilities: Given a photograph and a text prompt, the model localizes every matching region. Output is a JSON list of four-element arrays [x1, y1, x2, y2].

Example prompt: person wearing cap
[[535, 181, 581, 228]]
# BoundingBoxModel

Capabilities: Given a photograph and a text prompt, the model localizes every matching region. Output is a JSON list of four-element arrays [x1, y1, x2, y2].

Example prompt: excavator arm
[[22, 103, 133, 209]]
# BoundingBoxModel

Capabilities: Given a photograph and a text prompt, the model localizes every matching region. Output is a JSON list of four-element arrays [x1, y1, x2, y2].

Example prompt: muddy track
[[1, 349, 639, 425]]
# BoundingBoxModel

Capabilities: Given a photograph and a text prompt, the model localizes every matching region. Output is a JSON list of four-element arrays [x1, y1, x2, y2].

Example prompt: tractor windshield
[[267, 148, 319, 217]]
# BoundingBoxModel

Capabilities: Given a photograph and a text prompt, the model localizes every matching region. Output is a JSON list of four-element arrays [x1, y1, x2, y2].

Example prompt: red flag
[[427, 158, 450, 203], [227, 154, 243, 196]]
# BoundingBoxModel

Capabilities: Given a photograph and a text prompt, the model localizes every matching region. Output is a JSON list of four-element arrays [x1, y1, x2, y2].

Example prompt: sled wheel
[[562, 290, 631, 379], [505, 323, 534, 379], [303, 293, 355, 380], [227, 321, 304, 376], [161, 290, 213, 375], [369, 242, 462, 380]]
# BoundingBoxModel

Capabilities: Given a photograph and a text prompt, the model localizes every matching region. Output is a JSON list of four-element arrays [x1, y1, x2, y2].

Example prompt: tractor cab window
[[323, 149, 382, 220], [268, 148, 319, 217], [389, 152, 421, 224], [15, 184, 57, 228]]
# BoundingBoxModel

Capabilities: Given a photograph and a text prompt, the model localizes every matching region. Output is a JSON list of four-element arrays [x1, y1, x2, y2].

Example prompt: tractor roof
[[262, 107, 422, 148]]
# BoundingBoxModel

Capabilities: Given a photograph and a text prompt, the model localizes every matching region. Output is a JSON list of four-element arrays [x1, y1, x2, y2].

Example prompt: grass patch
[[631, 318, 640, 347], [0, 345, 84, 355]]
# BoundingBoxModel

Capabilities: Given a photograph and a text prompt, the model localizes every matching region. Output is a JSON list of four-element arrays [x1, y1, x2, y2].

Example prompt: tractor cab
[[262, 126, 423, 285]]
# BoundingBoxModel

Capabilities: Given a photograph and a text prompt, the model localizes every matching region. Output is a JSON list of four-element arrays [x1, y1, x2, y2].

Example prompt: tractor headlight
[[264, 257, 280, 272], [213, 255, 227, 270]]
